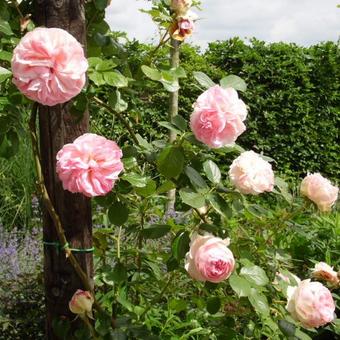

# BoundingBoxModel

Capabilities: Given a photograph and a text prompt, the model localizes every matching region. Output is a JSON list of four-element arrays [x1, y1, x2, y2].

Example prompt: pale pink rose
[[56, 133, 123, 197], [69, 290, 94, 318], [286, 279, 335, 328], [171, 16, 195, 41], [171, 0, 192, 15], [229, 151, 274, 195], [300, 173, 338, 212], [185, 233, 235, 283], [312, 262, 339, 286], [11, 27, 88, 106], [190, 85, 247, 148]]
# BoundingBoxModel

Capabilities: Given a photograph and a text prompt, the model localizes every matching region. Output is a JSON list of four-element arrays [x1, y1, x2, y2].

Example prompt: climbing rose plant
[[1, 0, 339, 338]]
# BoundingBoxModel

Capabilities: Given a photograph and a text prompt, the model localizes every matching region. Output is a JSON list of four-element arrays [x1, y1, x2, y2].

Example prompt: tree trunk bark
[[32, 1, 93, 338], [166, 38, 180, 212]]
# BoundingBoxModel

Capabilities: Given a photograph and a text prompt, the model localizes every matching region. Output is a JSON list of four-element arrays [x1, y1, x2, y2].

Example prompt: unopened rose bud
[[312, 262, 340, 286], [170, 0, 192, 15], [69, 290, 94, 318]]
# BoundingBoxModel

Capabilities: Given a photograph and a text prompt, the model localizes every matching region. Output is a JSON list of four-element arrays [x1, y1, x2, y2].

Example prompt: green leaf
[[172, 231, 190, 260], [206, 297, 221, 314], [104, 71, 128, 88], [108, 90, 128, 113], [208, 193, 232, 219], [0, 19, 13, 36], [135, 179, 156, 197], [142, 224, 171, 239], [172, 115, 187, 131], [229, 274, 252, 297], [156, 180, 176, 194], [96, 59, 117, 72], [203, 160, 221, 184], [248, 289, 270, 316], [240, 265, 269, 286], [160, 79, 179, 92], [172, 66, 186, 78], [157, 146, 184, 179], [179, 188, 205, 209], [278, 320, 296, 337], [0, 66, 11, 83], [108, 202, 129, 226], [0, 50, 12, 62], [141, 65, 162, 81], [88, 71, 105, 86], [94, 0, 109, 10], [122, 173, 148, 187], [169, 299, 188, 313], [111, 262, 127, 283], [158, 121, 182, 135], [184, 166, 208, 190], [220, 75, 247, 92], [193, 71, 215, 89]]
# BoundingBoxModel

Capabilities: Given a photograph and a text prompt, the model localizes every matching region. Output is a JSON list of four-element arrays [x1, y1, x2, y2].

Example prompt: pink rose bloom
[[190, 85, 247, 148], [229, 151, 274, 195], [171, 16, 195, 41], [185, 233, 235, 283], [56, 133, 123, 197], [300, 173, 338, 212], [286, 279, 335, 329], [171, 0, 192, 15], [312, 262, 339, 286], [11, 27, 88, 106], [69, 290, 94, 318]]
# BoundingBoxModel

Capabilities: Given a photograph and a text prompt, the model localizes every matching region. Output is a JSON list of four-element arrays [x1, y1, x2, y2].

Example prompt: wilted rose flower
[[286, 279, 335, 328], [300, 173, 338, 212], [185, 233, 235, 283], [11, 27, 88, 106], [69, 290, 94, 318], [170, 0, 192, 15], [190, 85, 247, 148], [171, 16, 195, 41], [229, 151, 275, 195], [312, 262, 339, 286], [56, 133, 123, 197]]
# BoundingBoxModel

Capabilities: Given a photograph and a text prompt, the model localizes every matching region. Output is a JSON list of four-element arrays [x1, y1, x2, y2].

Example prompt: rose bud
[[69, 290, 94, 318], [170, 0, 192, 15], [312, 262, 340, 286]]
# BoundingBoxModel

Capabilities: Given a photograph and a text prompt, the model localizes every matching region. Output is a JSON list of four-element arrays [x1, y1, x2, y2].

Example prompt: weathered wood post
[[32, 1, 93, 337]]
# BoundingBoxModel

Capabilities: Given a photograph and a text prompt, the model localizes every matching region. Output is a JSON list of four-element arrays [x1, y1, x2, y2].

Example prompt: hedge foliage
[[121, 38, 339, 180]]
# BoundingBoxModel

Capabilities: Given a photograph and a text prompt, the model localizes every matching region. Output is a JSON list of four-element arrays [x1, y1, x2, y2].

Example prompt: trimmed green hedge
[[204, 38, 339, 179], [115, 38, 340, 180]]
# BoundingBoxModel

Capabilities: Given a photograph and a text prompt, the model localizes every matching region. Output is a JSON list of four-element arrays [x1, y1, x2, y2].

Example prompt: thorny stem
[[93, 96, 139, 145], [29, 103, 114, 327]]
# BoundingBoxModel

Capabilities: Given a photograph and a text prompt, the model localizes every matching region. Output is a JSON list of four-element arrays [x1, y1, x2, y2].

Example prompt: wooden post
[[167, 38, 180, 212], [32, 1, 93, 338]]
